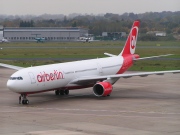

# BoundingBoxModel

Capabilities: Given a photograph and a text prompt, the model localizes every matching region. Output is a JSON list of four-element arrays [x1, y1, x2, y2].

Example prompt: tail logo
[[119, 21, 139, 56], [130, 26, 138, 54], [131, 36, 136, 49]]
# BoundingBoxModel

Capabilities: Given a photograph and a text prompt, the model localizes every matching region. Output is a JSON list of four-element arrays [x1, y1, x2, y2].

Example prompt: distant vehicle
[[78, 37, 97, 43], [78, 37, 90, 43], [35, 37, 45, 43], [0, 38, 9, 43], [0, 21, 179, 105]]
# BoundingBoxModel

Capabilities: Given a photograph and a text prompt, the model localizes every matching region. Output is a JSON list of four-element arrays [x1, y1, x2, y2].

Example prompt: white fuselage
[[7, 56, 124, 93]]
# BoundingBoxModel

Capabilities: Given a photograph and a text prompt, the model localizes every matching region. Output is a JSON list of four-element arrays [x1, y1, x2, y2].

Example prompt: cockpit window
[[9, 77, 23, 80]]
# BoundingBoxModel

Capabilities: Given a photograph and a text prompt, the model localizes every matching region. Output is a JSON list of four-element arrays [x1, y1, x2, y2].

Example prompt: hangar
[[3, 27, 88, 42]]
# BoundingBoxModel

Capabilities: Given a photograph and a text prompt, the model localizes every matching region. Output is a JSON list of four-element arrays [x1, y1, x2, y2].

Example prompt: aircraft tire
[[26, 100, 29, 104], [22, 100, 29, 105], [55, 90, 60, 95], [60, 90, 64, 95], [64, 90, 69, 95], [22, 100, 25, 104]]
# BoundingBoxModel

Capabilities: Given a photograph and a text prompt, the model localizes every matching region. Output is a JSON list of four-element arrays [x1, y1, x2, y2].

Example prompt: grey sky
[[1, 0, 180, 15]]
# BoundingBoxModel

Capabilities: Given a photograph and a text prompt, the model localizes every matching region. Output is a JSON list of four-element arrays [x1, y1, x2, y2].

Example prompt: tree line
[[19, 20, 34, 27], [1, 11, 180, 37]]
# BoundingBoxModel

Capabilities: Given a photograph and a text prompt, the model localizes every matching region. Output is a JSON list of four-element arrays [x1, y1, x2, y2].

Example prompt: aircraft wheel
[[22, 100, 29, 105], [55, 90, 60, 95], [64, 90, 69, 95], [25, 100, 29, 104], [60, 90, 64, 95], [21, 94, 29, 105], [22, 100, 25, 104]]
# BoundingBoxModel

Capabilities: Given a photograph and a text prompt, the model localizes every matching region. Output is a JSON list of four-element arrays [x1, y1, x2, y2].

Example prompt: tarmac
[[0, 67, 180, 135]]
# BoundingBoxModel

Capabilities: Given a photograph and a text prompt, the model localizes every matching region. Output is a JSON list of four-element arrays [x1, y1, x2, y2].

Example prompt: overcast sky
[[1, 0, 180, 15]]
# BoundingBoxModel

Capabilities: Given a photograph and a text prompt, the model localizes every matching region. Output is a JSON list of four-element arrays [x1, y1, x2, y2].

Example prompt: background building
[[102, 32, 126, 40], [3, 27, 88, 42], [0, 25, 3, 40], [146, 31, 166, 37]]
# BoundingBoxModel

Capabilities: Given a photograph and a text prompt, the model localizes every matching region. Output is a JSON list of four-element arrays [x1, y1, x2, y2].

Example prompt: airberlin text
[[37, 70, 64, 82]]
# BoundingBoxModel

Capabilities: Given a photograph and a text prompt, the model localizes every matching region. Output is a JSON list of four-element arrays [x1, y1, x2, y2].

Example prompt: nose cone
[[7, 80, 14, 91], [7, 80, 18, 92]]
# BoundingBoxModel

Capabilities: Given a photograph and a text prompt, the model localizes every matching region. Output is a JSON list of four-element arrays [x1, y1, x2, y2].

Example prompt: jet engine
[[93, 82, 113, 97]]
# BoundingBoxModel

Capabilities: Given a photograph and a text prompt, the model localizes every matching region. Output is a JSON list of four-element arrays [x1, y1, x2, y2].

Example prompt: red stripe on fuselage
[[116, 55, 133, 74], [117, 54, 140, 74]]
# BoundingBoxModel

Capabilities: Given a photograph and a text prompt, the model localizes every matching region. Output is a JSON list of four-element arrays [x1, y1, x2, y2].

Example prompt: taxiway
[[0, 67, 180, 135]]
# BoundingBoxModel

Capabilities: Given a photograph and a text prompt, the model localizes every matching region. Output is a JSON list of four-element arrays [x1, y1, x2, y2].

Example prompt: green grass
[[0, 40, 179, 47], [0, 41, 180, 71], [129, 60, 180, 71]]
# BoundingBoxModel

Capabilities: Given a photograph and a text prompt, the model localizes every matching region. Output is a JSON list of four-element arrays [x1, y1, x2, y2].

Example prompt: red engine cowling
[[93, 82, 113, 97]]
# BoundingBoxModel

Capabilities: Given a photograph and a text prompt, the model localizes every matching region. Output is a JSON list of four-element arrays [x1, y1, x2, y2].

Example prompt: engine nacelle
[[93, 82, 113, 97]]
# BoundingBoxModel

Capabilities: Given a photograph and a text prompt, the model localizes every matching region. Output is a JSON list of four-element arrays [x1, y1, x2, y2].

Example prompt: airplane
[[0, 20, 180, 105], [35, 37, 45, 43], [0, 38, 9, 43]]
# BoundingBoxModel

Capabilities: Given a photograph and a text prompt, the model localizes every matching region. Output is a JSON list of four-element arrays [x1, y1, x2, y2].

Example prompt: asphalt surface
[[0, 67, 180, 135]]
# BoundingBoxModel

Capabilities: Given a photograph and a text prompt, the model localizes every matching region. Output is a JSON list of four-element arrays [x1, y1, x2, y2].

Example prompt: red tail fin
[[119, 21, 140, 56]]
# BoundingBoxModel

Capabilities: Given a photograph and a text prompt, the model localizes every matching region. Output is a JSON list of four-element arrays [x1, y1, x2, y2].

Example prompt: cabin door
[[97, 63, 103, 75], [28, 72, 36, 84]]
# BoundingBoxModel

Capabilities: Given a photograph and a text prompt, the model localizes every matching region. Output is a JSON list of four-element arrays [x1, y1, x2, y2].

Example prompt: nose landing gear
[[19, 94, 29, 105]]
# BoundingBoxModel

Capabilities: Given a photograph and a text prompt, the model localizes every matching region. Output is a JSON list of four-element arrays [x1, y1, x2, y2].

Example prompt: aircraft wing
[[70, 70, 180, 85], [0, 63, 24, 70]]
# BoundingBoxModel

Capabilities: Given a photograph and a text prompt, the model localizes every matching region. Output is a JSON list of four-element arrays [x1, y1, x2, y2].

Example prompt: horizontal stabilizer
[[134, 54, 173, 60], [104, 52, 117, 57]]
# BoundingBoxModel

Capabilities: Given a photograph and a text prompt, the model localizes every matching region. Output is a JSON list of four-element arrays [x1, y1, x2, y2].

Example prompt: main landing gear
[[55, 90, 69, 96], [19, 94, 29, 105]]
